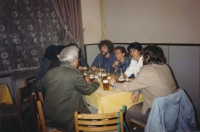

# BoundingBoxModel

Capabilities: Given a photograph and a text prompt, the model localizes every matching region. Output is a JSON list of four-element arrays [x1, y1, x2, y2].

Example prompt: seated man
[[43, 46, 99, 131], [109, 45, 177, 131], [35, 45, 59, 82], [48, 43, 89, 71], [91, 39, 116, 72]]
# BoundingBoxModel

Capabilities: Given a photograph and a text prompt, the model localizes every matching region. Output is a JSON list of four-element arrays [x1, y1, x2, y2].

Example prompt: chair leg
[[19, 118, 24, 132], [127, 119, 133, 132]]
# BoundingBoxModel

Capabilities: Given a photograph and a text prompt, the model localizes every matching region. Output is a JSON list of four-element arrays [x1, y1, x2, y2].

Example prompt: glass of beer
[[83, 71, 88, 77], [101, 73, 107, 82], [107, 71, 111, 80], [83, 66, 88, 77], [103, 79, 109, 91], [98, 71, 102, 82], [118, 75, 125, 83], [89, 72, 95, 82]]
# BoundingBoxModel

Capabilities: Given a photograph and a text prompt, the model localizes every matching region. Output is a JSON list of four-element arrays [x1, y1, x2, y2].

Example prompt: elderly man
[[43, 46, 99, 132]]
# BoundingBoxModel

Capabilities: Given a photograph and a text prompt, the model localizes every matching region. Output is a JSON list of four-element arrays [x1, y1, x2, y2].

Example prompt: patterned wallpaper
[[0, 0, 64, 72]]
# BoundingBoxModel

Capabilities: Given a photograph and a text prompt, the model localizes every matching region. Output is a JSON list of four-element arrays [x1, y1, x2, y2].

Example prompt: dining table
[[85, 82, 143, 114], [0, 83, 13, 105]]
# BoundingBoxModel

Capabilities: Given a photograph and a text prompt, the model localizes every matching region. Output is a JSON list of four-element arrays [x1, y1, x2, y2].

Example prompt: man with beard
[[91, 39, 116, 72]]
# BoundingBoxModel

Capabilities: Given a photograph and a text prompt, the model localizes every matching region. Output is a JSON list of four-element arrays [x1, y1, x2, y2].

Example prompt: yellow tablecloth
[[0, 83, 13, 104], [85, 83, 143, 113]]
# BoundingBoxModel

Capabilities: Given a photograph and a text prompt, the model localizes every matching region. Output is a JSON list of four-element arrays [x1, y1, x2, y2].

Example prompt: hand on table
[[130, 91, 139, 103], [84, 76, 90, 83], [112, 75, 119, 81], [84, 76, 99, 84], [91, 66, 97, 71], [78, 66, 84, 71], [92, 80, 99, 83], [109, 78, 116, 86]]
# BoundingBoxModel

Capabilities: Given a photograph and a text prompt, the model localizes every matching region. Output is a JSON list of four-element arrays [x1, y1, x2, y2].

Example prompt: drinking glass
[[103, 80, 109, 91], [89, 71, 95, 82], [101, 72, 107, 82]]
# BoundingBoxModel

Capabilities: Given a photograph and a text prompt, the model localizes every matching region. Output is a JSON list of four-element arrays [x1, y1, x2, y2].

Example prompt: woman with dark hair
[[109, 45, 177, 130], [124, 42, 143, 78], [110, 46, 131, 76]]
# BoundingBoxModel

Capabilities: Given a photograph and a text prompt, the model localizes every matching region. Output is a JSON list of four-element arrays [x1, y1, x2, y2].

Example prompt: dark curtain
[[0, 0, 7, 17], [51, 0, 83, 44], [0, 0, 64, 72]]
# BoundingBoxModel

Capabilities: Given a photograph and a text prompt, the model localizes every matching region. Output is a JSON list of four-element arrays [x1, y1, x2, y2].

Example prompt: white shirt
[[124, 56, 143, 77]]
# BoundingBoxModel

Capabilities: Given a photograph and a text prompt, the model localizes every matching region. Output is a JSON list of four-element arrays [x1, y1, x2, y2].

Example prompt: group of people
[[34, 40, 178, 131]]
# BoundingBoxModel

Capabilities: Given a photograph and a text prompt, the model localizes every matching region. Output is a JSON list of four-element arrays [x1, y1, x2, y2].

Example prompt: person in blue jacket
[[91, 40, 116, 72], [110, 46, 131, 76]]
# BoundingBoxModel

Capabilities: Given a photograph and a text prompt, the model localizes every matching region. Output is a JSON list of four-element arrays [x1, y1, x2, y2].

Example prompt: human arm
[[74, 72, 100, 95], [84, 76, 99, 84], [109, 60, 119, 74], [124, 59, 136, 78], [115, 58, 131, 76], [109, 78, 117, 86], [130, 91, 140, 103], [116, 66, 149, 92]]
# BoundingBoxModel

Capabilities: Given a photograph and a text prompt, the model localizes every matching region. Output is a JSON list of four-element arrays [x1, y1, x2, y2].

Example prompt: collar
[[60, 61, 79, 71]]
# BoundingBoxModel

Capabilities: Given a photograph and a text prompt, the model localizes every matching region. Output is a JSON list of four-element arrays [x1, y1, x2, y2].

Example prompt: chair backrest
[[74, 110, 124, 132], [38, 91, 44, 104], [17, 85, 32, 117], [24, 76, 36, 86], [32, 93, 46, 132], [37, 100, 46, 132], [122, 105, 129, 132]]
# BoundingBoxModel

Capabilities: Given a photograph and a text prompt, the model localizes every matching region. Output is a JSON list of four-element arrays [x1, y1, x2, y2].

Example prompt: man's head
[[98, 40, 114, 56], [44, 45, 59, 60], [59, 46, 79, 67], [127, 42, 142, 60], [143, 45, 166, 65], [56, 45, 67, 58]]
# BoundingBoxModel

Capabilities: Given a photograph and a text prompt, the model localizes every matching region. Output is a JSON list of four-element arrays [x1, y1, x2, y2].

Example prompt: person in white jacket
[[123, 42, 143, 104]]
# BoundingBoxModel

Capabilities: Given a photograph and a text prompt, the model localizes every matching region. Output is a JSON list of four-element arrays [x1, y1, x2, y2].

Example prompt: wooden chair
[[74, 110, 124, 132], [0, 85, 32, 132], [24, 75, 36, 86], [24, 75, 36, 120], [32, 93, 61, 132], [37, 91, 44, 104]]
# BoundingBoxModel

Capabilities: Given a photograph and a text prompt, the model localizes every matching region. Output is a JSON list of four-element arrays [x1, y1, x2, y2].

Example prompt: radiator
[[12, 68, 38, 103]]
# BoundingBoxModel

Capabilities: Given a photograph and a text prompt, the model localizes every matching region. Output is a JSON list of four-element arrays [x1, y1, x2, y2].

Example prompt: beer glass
[[118, 75, 125, 83], [83, 66, 88, 77], [101, 73, 107, 82], [103, 79, 109, 91], [98, 71, 102, 82], [107, 70, 111, 80], [89, 72, 95, 82]]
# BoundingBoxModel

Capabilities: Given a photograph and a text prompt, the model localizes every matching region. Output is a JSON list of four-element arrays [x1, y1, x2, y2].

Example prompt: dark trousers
[[126, 103, 151, 131]]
